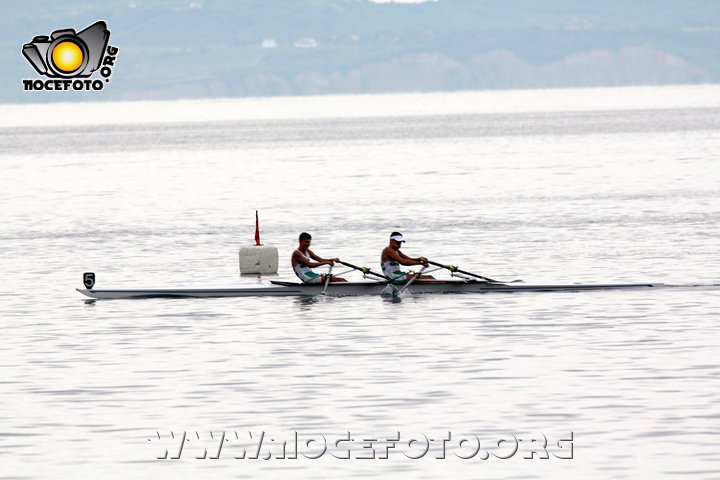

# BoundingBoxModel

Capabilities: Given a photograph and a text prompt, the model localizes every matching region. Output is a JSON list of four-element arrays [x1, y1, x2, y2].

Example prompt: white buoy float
[[238, 211, 278, 275]]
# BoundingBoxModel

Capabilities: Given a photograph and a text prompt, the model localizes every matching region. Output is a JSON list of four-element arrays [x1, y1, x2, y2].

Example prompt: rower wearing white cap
[[380, 231, 435, 284]]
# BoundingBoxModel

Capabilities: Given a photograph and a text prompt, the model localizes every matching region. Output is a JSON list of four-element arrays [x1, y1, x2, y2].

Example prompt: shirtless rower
[[291, 232, 347, 283], [380, 232, 436, 284]]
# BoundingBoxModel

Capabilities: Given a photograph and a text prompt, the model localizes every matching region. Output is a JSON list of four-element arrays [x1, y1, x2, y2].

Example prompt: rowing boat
[[76, 280, 659, 299]]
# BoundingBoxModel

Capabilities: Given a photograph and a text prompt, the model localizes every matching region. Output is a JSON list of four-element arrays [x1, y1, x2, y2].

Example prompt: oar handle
[[428, 260, 453, 270], [338, 261, 388, 280], [428, 260, 464, 273]]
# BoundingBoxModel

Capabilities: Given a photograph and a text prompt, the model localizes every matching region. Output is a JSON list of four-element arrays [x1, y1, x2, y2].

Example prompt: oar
[[338, 261, 388, 281], [321, 264, 334, 295], [427, 260, 504, 284], [396, 266, 427, 296]]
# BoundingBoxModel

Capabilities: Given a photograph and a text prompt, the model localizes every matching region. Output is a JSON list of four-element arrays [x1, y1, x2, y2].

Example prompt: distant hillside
[[2, 0, 719, 102]]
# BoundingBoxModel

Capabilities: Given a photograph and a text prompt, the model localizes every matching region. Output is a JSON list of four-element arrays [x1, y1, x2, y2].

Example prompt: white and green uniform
[[381, 260, 407, 284], [294, 250, 323, 284]]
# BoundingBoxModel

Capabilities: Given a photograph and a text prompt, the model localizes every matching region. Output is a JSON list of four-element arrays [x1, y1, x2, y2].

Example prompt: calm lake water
[[1, 86, 719, 479]]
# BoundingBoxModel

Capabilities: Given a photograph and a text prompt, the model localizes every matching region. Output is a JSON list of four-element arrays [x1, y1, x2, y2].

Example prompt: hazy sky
[[370, 0, 438, 3], [4, 0, 718, 103]]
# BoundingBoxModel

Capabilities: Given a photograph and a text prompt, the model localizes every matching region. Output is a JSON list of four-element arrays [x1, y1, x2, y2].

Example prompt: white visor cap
[[390, 235, 405, 243]]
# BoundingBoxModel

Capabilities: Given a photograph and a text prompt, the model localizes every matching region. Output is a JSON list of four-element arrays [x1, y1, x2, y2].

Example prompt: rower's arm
[[308, 249, 324, 261], [309, 249, 339, 264], [293, 250, 330, 268], [387, 248, 423, 266], [397, 250, 413, 260], [397, 250, 429, 265]]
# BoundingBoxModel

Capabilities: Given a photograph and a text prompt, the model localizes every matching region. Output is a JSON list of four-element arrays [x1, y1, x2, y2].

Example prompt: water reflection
[[2, 90, 719, 480]]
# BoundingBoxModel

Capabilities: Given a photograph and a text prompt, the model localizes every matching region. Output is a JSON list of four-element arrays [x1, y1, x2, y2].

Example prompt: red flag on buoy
[[254, 210, 261, 245]]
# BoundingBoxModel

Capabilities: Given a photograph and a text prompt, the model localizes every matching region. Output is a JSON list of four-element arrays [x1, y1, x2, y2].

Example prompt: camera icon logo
[[22, 21, 110, 78]]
